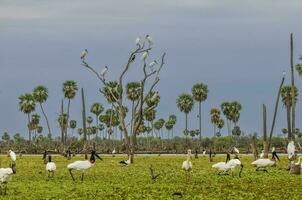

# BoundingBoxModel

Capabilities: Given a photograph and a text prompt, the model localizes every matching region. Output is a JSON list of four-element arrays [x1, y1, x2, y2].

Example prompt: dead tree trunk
[[263, 104, 269, 158], [81, 88, 88, 159]]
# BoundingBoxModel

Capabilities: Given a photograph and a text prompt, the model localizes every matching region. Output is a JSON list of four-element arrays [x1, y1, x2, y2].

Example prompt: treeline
[[0, 133, 298, 154]]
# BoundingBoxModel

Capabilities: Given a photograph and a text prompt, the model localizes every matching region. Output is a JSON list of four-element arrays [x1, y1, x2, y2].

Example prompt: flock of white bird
[[80, 35, 157, 81], [0, 141, 299, 195]]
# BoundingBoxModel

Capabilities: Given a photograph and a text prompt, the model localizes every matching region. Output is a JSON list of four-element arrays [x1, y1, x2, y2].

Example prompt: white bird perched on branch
[[150, 92, 159, 102], [46, 155, 56, 178], [145, 35, 153, 47], [141, 51, 148, 60], [67, 150, 102, 181], [80, 49, 88, 60], [0, 163, 16, 195], [100, 66, 108, 80], [135, 37, 141, 46], [182, 149, 193, 181], [149, 60, 158, 72], [8, 150, 16, 163], [251, 151, 280, 172]]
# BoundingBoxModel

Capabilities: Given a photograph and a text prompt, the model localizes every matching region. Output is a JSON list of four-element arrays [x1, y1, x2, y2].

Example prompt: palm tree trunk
[[226, 120, 231, 136], [130, 101, 134, 145], [65, 99, 71, 145], [81, 88, 88, 159], [263, 104, 269, 158], [287, 105, 292, 140], [290, 33, 296, 136], [96, 115, 99, 140], [39, 103, 51, 137], [199, 101, 202, 143], [27, 114, 31, 141], [185, 113, 188, 147]]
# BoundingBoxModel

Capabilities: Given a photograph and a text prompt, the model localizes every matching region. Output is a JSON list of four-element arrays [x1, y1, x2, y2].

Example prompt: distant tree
[[2, 132, 10, 142], [33, 85, 51, 137], [176, 93, 194, 146], [69, 120, 77, 136], [281, 85, 298, 140], [62, 80, 78, 144], [90, 103, 104, 138], [192, 83, 208, 142], [210, 108, 221, 136], [18, 93, 36, 141]]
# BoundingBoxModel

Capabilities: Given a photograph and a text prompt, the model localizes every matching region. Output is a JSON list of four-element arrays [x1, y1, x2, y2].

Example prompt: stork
[[251, 151, 280, 172], [8, 150, 16, 163], [46, 155, 56, 178], [212, 152, 243, 177], [182, 149, 193, 181], [80, 49, 88, 60], [0, 163, 16, 195], [287, 141, 296, 160], [112, 148, 116, 157], [67, 150, 102, 181]]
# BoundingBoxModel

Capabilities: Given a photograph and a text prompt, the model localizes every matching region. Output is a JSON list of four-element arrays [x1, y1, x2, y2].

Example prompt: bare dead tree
[[81, 38, 166, 163]]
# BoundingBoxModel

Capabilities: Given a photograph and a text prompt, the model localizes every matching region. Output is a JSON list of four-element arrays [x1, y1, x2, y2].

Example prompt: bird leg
[[4, 184, 7, 195], [81, 173, 84, 182], [69, 169, 75, 181], [52, 171, 55, 178]]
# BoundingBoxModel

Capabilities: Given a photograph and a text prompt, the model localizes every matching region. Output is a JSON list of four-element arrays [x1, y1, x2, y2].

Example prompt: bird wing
[[287, 141, 296, 159], [10, 152, 16, 161], [212, 162, 226, 169], [68, 161, 91, 170], [234, 147, 240, 154], [46, 162, 56, 171]]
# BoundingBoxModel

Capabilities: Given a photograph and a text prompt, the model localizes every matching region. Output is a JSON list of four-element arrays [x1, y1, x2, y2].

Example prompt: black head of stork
[[90, 150, 102, 163]]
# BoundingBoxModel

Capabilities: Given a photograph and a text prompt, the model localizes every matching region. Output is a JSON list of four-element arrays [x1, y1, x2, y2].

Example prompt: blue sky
[[1, 0, 302, 138]]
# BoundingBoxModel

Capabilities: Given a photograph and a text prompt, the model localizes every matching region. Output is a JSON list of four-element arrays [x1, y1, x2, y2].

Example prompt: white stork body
[[252, 159, 275, 168], [119, 158, 131, 166], [212, 157, 243, 177], [8, 150, 16, 162], [68, 160, 93, 171], [0, 168, 14, 183], [67, 151, 102, 181], [0, 164, 16, 195], [182, 150, 192, 171], [46, 155, 56, 177]]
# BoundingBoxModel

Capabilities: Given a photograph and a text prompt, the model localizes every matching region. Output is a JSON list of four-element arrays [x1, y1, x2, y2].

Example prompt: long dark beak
[[95, 154, 102, 160], [239, 164, 244, 177]]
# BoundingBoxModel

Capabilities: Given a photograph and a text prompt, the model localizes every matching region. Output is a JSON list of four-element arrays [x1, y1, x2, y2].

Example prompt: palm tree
[[176, 93, 194, 146], [62, 80, 78, 143], [281, 85, 298, 140], [210, 108, 221, 136], [217, 119, 225, 135], [90, 102, 104, 139], [164, 120, 173, 139], [58, 113, 68, 141], [19, 93, 36, 141], [77, 128, 83, 138], [221, 102, 232, 135], [69, 120, 77, 137], [192, 83, 208, 142], [230, 101, 242, 127], [169, 114, 177, 138], [126, 82, 141, 140], [33, 85, 52, 137]]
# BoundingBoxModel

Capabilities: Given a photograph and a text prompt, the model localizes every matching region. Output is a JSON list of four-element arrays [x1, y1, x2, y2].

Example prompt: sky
[[1, 0, 302, 139]]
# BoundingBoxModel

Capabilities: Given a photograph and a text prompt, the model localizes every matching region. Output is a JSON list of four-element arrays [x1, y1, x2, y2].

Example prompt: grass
[[0, 154, 301, 199]]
